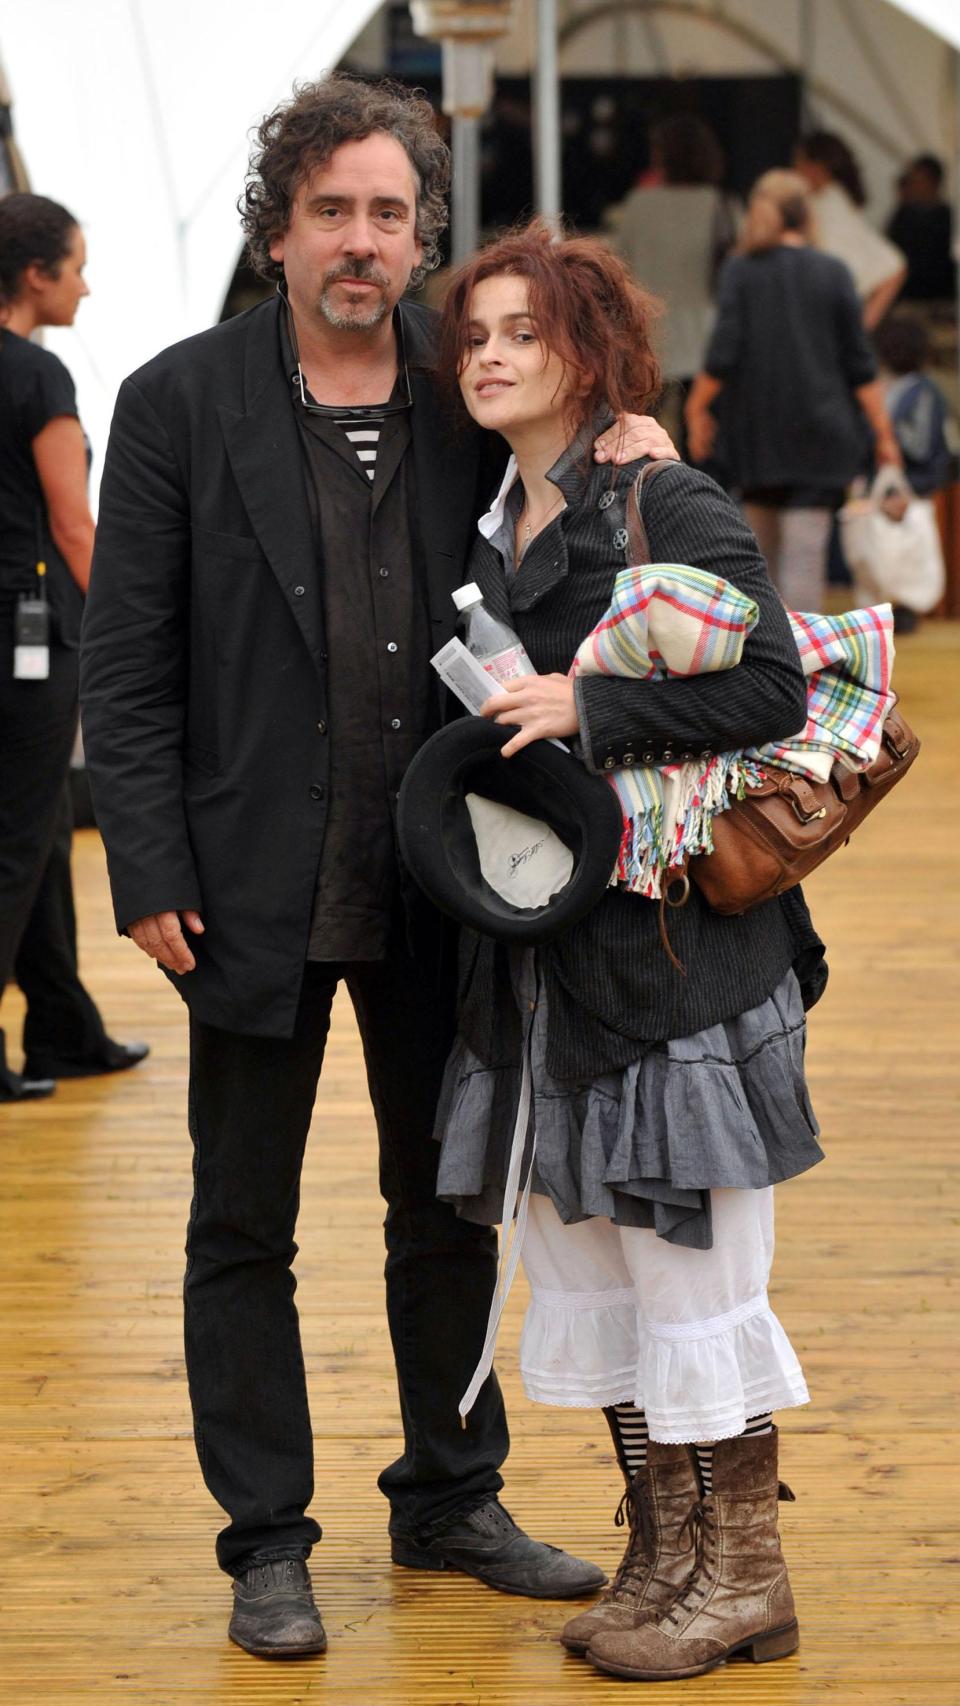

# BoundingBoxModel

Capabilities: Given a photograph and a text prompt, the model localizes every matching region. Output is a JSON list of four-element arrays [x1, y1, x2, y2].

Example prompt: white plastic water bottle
[[452, 582, 536, 685]]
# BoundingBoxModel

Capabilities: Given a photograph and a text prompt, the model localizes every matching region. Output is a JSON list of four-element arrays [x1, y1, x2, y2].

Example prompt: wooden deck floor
[[2, 624, 958, 1706]]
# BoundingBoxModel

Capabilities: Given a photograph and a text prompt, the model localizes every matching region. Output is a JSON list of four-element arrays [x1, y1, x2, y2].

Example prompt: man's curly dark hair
[[240, 74, 451, 291]]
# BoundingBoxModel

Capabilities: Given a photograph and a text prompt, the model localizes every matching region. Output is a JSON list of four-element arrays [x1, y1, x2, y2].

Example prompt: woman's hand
[[595, 415, 679, 464], [686, 407, 716, 464], [684, 371, 723, 466], [481, 674, 579, 758]]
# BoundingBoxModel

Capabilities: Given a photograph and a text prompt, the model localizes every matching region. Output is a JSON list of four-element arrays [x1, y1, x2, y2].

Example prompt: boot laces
[[658, 1498, 716, 1627], [609, 1473, 656, 1597]]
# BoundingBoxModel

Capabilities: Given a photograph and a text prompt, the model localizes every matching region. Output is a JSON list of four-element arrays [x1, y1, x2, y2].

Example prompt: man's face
[[902, 164, 939, 206], [270, 133, 423, 331]]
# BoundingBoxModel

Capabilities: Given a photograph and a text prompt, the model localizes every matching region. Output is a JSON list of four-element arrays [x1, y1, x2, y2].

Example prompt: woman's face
[[459, 273, 576, 438], [32, 226, 89, 326]]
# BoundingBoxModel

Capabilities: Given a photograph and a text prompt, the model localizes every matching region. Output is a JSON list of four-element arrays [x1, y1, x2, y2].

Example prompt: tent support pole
[[799, 0, 816, 125], [451, 114, 480, 266], [533, 0, 561, 228]]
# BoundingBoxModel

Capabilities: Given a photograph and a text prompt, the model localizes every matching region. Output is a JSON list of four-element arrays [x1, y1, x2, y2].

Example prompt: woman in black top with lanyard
[[0, 193, 146, 1100]]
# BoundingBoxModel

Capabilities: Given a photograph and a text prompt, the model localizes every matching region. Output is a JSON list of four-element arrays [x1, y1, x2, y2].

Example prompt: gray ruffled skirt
[[434, 957, 823, 1252]]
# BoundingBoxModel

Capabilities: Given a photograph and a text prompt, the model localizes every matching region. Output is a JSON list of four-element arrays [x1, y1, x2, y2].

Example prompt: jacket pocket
[[191, 524, 265, 560]]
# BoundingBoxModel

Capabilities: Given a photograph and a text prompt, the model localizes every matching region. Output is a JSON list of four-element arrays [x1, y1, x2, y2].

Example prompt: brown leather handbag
[[621, 465, 922, 918], [685, 702, 920, 915]]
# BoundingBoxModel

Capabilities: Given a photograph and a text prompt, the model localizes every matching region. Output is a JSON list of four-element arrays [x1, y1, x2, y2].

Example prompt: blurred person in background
[[607, 115, 737, 454], [0, 192, 147, 1102], [874, 312, 951, 495], [684, 170, 901, 612], [794, 130, 906, 330], [872, 310, 951, 634], [887, 154, 955, 304]]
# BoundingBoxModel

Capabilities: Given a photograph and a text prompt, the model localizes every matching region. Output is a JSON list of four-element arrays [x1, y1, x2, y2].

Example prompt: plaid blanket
[[570, 565, 896, 898], [756, 605, 895, 783]]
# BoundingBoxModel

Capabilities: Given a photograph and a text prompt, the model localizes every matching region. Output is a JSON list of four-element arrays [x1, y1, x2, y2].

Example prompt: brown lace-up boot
[[560, 1441, 700, 1656], [587, 1426, 799, 1681]]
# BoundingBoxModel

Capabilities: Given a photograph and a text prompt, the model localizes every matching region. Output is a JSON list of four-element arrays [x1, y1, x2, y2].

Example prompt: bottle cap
[[452, 582, 483, 612]]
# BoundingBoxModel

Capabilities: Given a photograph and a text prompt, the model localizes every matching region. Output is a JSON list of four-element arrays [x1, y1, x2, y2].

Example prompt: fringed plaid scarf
[[570, 564, 895, 899]]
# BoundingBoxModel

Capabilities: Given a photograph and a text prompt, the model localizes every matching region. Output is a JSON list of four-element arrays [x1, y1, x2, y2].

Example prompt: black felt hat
[[397, 719, 623, 944]]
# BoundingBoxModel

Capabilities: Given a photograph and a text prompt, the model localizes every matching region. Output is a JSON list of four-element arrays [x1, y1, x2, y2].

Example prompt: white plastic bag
[[839, 468, 946, 614]]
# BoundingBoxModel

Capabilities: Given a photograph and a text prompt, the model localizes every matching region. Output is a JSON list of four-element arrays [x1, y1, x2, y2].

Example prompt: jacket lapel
[[507, 425, 601, 612], [218, 297, 325, 676], [404, 305, 480, 649]]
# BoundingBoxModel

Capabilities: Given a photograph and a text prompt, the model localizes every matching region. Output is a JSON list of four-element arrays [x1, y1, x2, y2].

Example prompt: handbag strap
[[601, 457, 673, 567]]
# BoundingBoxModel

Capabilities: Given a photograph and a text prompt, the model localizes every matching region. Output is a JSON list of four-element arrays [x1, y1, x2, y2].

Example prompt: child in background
[[872, 313, 951, 632], [874, 313, 950, 495]]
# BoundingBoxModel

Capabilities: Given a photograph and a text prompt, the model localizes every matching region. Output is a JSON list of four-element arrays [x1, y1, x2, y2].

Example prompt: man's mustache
[[322, 260, 391, 290]]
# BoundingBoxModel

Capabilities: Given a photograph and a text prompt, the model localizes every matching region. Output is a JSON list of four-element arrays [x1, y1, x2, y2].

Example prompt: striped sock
[[603, 1403, 650, 1485], [695, 1414, 774, 1496]]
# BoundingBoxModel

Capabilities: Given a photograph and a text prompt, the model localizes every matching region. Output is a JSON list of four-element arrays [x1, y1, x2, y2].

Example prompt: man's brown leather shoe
[[228, 1559, 327, 1658]]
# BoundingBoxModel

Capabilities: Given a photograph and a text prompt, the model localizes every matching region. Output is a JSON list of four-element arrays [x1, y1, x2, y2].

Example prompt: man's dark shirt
[[280, 313, 431, 960], [887, 202, 956, 301]]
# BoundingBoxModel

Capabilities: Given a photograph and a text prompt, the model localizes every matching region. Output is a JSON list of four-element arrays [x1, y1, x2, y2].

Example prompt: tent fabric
[[888, 1, 960, 51], [2, 0, 384, 492], [2, 0, 957, 497]]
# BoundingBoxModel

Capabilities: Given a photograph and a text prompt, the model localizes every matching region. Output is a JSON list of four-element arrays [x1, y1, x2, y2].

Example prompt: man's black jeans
[[184, 953, 509, 1576]]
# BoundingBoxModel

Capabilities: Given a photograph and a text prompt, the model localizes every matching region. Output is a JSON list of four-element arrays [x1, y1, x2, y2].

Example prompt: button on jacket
[[80, 294, 495, 1038], [457, 440, 825, 1082]]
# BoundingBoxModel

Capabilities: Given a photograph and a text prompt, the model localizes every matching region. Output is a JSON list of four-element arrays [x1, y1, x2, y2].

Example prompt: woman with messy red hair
[[432, 222, 825, 1682]]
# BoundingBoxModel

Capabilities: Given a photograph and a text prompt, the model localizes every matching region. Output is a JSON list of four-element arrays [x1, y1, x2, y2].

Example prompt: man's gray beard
[[318, 286, 391, 331]]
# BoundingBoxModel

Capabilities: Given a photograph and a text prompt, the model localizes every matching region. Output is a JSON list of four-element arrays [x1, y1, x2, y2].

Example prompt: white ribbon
[[459, 1028, 537, 1422]]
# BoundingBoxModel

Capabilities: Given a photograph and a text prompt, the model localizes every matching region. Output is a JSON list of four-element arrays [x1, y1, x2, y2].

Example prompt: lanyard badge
[[14, 560, 50, 680]]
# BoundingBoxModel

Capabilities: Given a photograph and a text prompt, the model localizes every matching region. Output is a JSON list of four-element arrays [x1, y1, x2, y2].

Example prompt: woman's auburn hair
[[438, 220, 661, 439]]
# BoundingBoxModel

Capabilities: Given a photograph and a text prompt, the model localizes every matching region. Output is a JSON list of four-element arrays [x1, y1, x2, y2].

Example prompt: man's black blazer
[[81, 294, 492, 1038]]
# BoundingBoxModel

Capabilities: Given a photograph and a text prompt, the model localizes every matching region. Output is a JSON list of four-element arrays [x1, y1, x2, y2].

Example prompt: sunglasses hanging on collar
[[277, 281, 413, 421]]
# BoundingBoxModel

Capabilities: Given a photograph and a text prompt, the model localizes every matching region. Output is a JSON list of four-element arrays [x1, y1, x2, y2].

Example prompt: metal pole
[[798, 0, 816, 127], [452, 113, 481, 265], [533, 0, 561, 228]]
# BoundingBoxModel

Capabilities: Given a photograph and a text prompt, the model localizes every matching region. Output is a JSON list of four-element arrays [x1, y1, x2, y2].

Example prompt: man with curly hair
[[81, 73, 674, 1658]]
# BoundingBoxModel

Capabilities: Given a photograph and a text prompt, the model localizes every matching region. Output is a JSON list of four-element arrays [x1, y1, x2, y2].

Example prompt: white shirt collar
[[477, 454, 520, 541]]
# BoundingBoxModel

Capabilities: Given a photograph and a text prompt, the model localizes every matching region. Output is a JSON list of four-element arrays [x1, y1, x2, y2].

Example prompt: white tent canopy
[[890, 0, 960, 50], [2, 0, 384, 486], [4, 0, 959, 491]]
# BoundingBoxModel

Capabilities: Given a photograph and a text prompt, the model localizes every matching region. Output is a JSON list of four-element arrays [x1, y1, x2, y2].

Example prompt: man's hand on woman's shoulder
[[594, 415, 679, 465]]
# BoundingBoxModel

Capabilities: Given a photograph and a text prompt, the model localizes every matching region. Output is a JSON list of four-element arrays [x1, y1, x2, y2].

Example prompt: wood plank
[[0, 621, 957, 1704]]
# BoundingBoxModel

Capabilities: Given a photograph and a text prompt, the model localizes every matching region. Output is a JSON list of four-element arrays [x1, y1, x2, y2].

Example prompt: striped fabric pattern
[[605, 1403, 650, 1480], [335, 416, 381, 480], [572, 564, 895, 898]]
